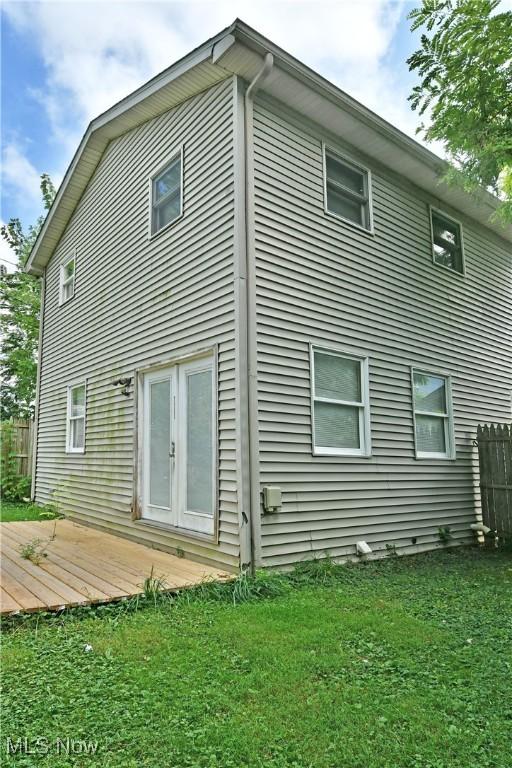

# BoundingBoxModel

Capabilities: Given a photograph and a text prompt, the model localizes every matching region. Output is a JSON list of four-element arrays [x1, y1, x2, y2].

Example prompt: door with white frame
[[141, 353, 216, 536]]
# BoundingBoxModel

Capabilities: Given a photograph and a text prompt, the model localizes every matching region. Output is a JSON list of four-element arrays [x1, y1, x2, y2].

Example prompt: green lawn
[[1, 545, 511, 768], [1, 501, 58, 522]]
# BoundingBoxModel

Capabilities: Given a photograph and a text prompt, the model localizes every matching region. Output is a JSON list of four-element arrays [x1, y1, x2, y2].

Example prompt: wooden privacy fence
[[0, 420, 34, 477], [475, 424, 512, 536]]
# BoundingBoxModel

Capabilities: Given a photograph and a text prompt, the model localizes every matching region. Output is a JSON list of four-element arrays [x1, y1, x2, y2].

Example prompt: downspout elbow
[[246, 53, 274, 103]]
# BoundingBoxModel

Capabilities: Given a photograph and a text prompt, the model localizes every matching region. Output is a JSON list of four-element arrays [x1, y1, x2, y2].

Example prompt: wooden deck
[[0, 520, 231, 615]]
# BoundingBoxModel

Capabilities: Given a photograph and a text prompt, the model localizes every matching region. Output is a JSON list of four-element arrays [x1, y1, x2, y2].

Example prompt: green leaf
[[408, 0, 512, 222], [0, 174, 55, 419]]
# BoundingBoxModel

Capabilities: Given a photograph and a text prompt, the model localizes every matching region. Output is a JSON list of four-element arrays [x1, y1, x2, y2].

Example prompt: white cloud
[[5, 1, 192, 159], [2, 143, 43, 216], [206, 1, 417, 134], [1, 140, 64, 235], [4, 1, 418, 149]]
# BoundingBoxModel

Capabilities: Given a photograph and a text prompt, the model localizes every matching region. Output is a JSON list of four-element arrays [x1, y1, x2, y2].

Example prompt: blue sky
[[1, 0, 433, 270]]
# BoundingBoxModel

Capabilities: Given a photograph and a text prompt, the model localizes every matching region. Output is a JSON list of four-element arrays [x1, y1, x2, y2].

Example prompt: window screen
[[412, 371, 453, 457], [60, 257, 75, 304], [151, 153, 182, 235], [67, 383, 86, 452], [312, 349, 369, 455], [325, 150, 371, 230], [431, 210, 463, 273]]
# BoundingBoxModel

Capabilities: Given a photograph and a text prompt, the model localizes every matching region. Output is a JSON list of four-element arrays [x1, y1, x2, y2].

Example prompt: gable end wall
[[34, 78, 239, 570]]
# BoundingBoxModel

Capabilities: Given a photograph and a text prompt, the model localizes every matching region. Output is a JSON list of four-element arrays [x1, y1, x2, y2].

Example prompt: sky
[[0, 0, 466, 271]]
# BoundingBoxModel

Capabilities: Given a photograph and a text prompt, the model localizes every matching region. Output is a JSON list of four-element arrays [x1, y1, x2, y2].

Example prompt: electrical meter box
[[262, 486, 282, 513]]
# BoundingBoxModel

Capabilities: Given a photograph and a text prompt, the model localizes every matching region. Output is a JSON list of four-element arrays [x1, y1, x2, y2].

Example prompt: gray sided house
[[27, 21, 512, 572]]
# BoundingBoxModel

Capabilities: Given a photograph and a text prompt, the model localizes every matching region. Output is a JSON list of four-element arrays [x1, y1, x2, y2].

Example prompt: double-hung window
[[311, 346, 371, 456], [150, 150, 182, 235], [430, 208, 464, 274], [59, 255, 75, 305], [66, 383, 86, 453], [412, 370, 454, 459], [324, 147, 372, 231]]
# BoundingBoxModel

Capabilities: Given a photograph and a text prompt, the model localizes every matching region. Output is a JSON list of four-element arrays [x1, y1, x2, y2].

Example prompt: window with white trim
[[59, 256, 75, 305], [311, 347, 371, 456], [150, 151, 182, 235], [412, 370, 454, 459], [66, 383, 86, 453], [430, 209, 464, 273], [324, 148, 372, 230]]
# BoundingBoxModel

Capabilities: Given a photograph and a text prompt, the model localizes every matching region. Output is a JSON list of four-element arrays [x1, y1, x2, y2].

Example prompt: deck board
[[3, 523, 148, 593], [1, 525, 120, 600], [0, 587, 22, 614], [0, 520, 232, 615], [5, 520, 202, 583]]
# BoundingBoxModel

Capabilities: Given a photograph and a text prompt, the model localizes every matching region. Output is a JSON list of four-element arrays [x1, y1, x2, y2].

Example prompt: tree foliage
[[0, 174, 56, 420], [407, 0, 512, 222]]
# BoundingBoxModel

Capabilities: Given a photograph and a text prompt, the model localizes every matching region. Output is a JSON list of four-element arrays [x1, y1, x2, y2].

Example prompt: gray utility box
[[262, 486, 282, 513]]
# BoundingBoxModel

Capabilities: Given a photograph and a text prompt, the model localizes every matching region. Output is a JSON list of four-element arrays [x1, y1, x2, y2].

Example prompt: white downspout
[[244, 53, 274, 571], [31, 270, 46, 501]]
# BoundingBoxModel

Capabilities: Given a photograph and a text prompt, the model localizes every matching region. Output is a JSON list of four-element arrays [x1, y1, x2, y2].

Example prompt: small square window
[[151, 152, 182, 235], [59, 256, 75, 305], [412, 370, 454, 459], [66, 383, 86, 453], [311, 347, 371, 456], [324, 148, 372, 231], [430, 209, 464, 273]]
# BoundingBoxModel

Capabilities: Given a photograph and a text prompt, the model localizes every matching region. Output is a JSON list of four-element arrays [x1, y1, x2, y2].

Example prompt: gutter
[[243, 52, 274, 571], [26, 20, 510, 277], [232, 21, 501, 217]]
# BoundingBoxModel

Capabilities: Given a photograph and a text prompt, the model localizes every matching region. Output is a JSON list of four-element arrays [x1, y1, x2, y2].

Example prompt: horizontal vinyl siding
[[35, 78, 239, 571], [253, 96, 512, 568]]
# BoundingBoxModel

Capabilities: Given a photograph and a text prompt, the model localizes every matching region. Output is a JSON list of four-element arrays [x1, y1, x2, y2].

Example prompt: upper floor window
[[412, 369, 454, 459], [59, 255, 75, 305], [430, 209, 464, 274], [150, 150, 182, 236], [311, 346, 371, 457], [66, 382, 86, 453], [324, 147, 372, 231]]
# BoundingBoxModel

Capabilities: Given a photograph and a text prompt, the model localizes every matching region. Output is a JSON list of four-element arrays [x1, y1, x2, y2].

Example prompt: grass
[[0, 500, 59, 523], [1, 546, 512, 767]]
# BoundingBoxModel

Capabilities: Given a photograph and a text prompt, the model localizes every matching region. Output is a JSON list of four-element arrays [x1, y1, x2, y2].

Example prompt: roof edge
[[230, 20, 503, 221], [26, 21, 236, 275], [26, 18, 511, 275]]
